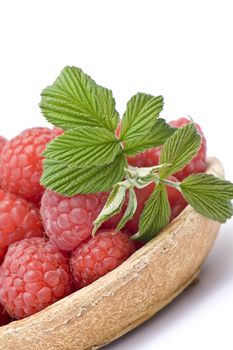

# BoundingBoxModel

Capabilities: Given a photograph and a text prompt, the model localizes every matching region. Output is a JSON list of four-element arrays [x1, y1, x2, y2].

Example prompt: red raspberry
[[0, 303, 11, 326], [70, 229, 136, 289], [41, 190, 109, 251], [166, 176, 188, 221], [169, 118, 207, 180], [0, 190, 43, 251], [0, 136, 7, 155], [0, 127, 58, 204], [52, 127, 64, 136], [0, 247, 7, 264], [125, 118, 207, 181], [0, 237, 71, 319], [115, 121, 121, 138], [127, 148, 161, 168]]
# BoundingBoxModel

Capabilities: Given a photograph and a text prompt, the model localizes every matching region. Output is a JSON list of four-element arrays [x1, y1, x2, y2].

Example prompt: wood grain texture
[[0, 157, 223, 350]]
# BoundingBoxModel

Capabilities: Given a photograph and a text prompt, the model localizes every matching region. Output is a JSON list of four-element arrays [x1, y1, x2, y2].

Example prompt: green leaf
[[132, 184, 171, 242], [159, 123, 201, 178], [180, 173, 233, 223], [93, 183, 128, 235], [123, 119, 175, 156], [120, 93, 164, 142], [43, 126, 122, 167], [41, 153, 126, 196], [180, 174, 233, 200], [40, 66, 119, 132], [117, 187, 137, 230]]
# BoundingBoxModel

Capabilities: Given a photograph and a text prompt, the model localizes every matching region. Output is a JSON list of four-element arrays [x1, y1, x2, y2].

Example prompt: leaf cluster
[[41, 66, 173, 195]]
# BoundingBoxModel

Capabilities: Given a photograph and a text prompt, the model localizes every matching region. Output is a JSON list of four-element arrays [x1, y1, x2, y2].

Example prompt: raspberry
[[70, 229, 136, 289], [41, 190, 109, 251], [0, 247, 7, 264], [0, 303, 11, 326], [166, 176, 188, 221], [125, 118, 207, 181], [52, 127, 64, 136], [169, 118, 207, 180], [0, 237, 71, 319], [0, 136, 7, 155], [0, 127, 58, 203], [115, 121, 121, 138], [127, 148, 161, 168], [0, 190, 43, 251]]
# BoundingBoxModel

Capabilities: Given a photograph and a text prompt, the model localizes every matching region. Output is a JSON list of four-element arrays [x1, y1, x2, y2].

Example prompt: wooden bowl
[[0, 157, 223, 350]]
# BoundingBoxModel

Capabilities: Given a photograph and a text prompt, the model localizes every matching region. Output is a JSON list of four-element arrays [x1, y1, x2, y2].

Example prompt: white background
[[0, 1, 233, 349]]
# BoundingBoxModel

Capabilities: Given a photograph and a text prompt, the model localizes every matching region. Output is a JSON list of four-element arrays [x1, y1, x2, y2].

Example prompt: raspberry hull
[[0, 127, 58, 203], [0, 190, 43, 251], [70, 229, 136, 289], [0, 237, 71, 319], [41, 190, 109, 251]]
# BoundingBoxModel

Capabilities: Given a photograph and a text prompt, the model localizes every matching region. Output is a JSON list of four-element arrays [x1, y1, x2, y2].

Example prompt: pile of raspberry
[[0, 118, 207, 324]]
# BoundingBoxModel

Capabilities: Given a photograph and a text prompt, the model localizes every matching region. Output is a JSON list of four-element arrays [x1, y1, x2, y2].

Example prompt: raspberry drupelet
[[0, 237, 71, 319], [70, 229, 136, 289], [0, 127, 58, 204], [0, 190, 43, 254]]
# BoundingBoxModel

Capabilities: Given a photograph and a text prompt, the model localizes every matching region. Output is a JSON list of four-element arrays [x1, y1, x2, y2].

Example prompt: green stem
[[117, 179, 132, 189], [160, 178, 181, 191], [124, 165, 181, 191]]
